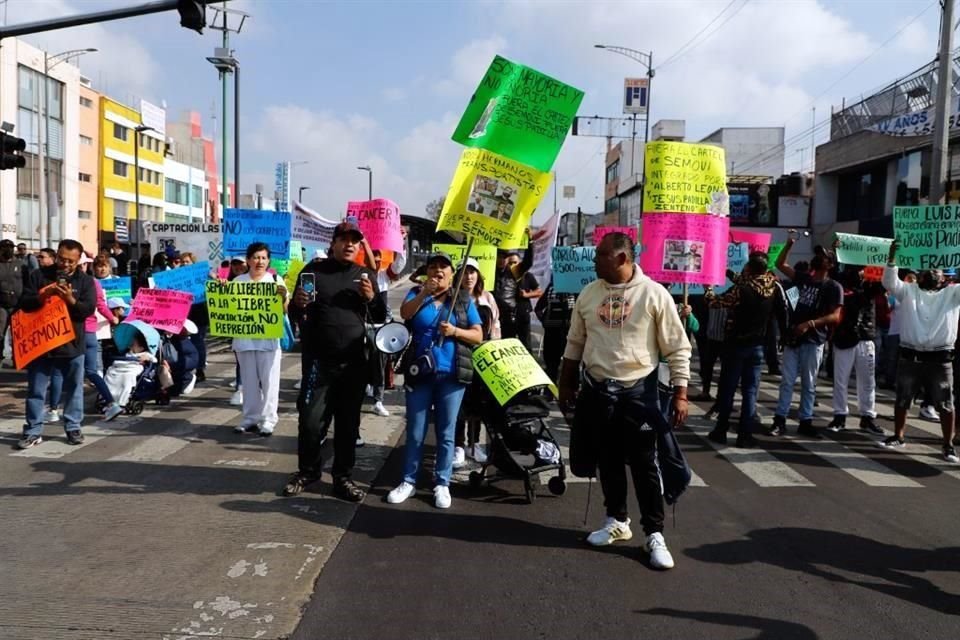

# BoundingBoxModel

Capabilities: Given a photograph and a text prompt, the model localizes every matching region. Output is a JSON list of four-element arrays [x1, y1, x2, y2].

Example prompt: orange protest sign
[[863, 265, 883, 282], [11, 295, 76, 370]]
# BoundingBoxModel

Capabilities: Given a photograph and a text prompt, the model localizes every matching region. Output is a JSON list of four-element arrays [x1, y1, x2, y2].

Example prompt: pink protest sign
[[217, 267, 230, 280], [126, 288, 194, 334], [347, 198, 404, 252], [729, 229, 772, 254], [593, 226, 638, 246], [639, 213, 730, 285]]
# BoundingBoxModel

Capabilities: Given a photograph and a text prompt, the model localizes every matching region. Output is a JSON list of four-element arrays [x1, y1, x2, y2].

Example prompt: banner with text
[[291, 201, 337, 254], [223, 208, 291, 258], [11, 295, 76, 370], [472, 338, 558, 405], [438, 148, 551, 248], [206, 280, 284, 339], [834, 232, 892, 266], [552, 246, 597, 294], [432, 243, 498, 286], [639, 213, 729, 285], [151, 261, 210, 303], [145, 222, 223, 265], [893, 205, 960, 269], [593, 225, 638, 246], [643, 141, 729, 215], [126, 288, 193, 334], [451, 55, 585, 172], [728, 229, 771, 254], [99, 277, 132, 303], [346, 198, 403, 252], [529, 210, 560, 292]]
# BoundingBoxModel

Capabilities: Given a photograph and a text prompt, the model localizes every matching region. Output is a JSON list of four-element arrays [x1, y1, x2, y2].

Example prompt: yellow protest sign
[[432, 243, 498, 287], [206, 280, 284, 339], [643, 141, 729, 214], [472, 338, 557, 405], [438, 148, 551, 248], [284, 259, 306, 293]]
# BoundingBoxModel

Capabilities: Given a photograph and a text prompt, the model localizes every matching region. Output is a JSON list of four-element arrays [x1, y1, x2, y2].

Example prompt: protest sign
[[347, 198, 403, 252], [432, 243, 498, 286], [670, 242, 749, 296], [639, 213, 729, 285], [11, 295, 76, 370], [767, 243, 785, 270], [289, 240, 303, 260], [284, 260, 306, 293], [529, 211, 560, 292], [438, 148, 551, 247], [151, 261, 210, 303], [785, 286, 800, 310], [126, 288, 193, 334], [99, 277, 132, 303], [217, 267, 230, 280], [593, 226, 638, 246], [472, 338, 557, 405], [291, 202, 337, 254], [834, 232, 892, 266], [552, 246, 597, 294], [270, 258, 291, 276], [145, 222, 223, 265], [643, 141, 729, 214], [206, 280, 284, 339], [863, 265, 884, 282], [223, 208, 291, 258], [729, 229, 771, 254], [892, 205, 960, 269], [452, 55, 585, 172]]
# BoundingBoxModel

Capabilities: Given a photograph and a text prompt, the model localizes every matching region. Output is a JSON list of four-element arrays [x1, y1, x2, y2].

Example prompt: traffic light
[[177, 0, 207, 34], [0, 131, 26, 171]]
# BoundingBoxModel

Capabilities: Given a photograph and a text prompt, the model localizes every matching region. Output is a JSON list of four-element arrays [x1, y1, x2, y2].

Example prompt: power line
[[657, 0, 740, 69], [659, 0, 751, 70]]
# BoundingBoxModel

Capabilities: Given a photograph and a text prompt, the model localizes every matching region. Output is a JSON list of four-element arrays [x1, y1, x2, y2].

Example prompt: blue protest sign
[[152, 261, 211, 303], [99, 277, 132, 303], [223, 208, 291, 258], [552, 246, 597, 294]]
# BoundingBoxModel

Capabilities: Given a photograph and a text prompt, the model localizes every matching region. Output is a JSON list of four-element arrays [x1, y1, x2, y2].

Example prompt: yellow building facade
[[99, 97, 165, 252]]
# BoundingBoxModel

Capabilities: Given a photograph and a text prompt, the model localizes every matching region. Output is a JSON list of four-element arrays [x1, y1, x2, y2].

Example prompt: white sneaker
[[469, 444, 488, 464], [230, 388, 243, 406], [920, 405, 940, 421], [433, 485, 452, 509], [294, 380, 302, 390], [452, 446, 466, 468], [43, 408, 61, 423], [182, 373, 197, 396], [372, 401, 390, 417], [387, 481, 416, 504], [104, 403, 124, 422], [644, 532, 675, 570], [586, 517, 633, 546]]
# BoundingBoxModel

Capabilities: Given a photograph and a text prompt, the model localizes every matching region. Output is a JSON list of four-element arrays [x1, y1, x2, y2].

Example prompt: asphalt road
[[293, 374, 959, 640]]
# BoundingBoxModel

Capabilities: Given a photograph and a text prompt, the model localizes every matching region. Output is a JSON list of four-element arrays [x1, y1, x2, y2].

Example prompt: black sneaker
[[769, 415, 787, 437], [879, 435, 905, 449], [943, 445, 959, 463], [196, 369, 206, 382], [735, 433, 757, 449], [333, 477, 365, 503], [826, 416, 847, 432], [282, 471, 319, 497], [858, 417, 885, 436], [705, 404, 718, 419], [707, 429, 727, 445], [65, 430, 85, 445], [797, 421, 822, 440], [16, 434, 43, 450]]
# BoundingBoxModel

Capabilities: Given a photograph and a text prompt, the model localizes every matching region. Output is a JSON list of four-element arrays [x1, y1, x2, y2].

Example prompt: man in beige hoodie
[[558, 232, 692, 570]]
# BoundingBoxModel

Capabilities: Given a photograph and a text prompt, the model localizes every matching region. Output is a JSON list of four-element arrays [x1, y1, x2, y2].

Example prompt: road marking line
[[109, 407, 238, 462], [790, 437, 922, 487]]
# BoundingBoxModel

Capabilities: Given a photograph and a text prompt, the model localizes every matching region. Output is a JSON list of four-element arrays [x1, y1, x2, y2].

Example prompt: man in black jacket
[[17, 239, 96, 449], [283, 218, 387, 502]]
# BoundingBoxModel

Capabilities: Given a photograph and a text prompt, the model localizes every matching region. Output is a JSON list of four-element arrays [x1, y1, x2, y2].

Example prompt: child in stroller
[[101, 320, 167, 415], [469, 385, 567, 503]]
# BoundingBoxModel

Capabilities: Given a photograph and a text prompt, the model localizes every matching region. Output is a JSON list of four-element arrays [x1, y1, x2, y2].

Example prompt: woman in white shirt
[[233, 242, 288, 436]]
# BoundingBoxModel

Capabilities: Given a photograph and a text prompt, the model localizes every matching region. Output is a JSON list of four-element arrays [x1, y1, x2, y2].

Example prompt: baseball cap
[[313, 248, 327, 260], [107, 297, 129, 310], [462, 257, 481, 272], [426, 252, 453, 268], [333, 215, 364, 240], [182, 319, 198, 335], [230, 255, 246, 264]]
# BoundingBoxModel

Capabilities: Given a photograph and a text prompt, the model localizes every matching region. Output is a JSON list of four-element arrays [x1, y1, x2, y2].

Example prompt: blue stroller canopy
[[114, 320, 161, 355]]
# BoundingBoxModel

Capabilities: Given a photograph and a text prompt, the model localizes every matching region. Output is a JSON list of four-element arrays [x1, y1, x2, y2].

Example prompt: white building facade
[[163, 156, 207, 222]]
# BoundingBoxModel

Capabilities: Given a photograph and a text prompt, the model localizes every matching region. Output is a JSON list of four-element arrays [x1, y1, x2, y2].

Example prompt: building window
[[113, 123, 128, 141], [80, 96, 93, 108], [191, 185, 203, 206], [605, 197, 619, 215], [78, 210, 92, 220], [79, 134, 93, 146], [78, 172, 92, 183], [113, 160, 128, 177], [606, 160, 619, 184]]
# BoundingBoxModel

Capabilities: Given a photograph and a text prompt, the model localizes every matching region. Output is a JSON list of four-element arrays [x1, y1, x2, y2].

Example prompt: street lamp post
[[206, 48, 239, 214], [41, 47, 97, 248], [298, 186, 311, 203], [133, 124, 154, 263], [594, 44, 654, 181], [357, 165, 372, 199]]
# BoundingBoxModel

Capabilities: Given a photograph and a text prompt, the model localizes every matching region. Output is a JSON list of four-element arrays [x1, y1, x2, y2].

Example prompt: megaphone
[[374, 322, 410, 355]]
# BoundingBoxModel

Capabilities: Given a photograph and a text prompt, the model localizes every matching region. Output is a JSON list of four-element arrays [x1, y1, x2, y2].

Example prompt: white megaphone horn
[[374, 322, 411, 355]]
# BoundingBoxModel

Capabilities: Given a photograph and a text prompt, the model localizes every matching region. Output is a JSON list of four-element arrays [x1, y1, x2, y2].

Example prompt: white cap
[[463, 257, 481, 272], [182, 319, 198, 335], [107, 297, 129, 309], [314, 249, 327, 260]]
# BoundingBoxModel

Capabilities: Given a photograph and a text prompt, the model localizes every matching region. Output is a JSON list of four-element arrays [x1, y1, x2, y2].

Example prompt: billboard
[[139, 99, 166, 136], [624, 78, 649, 115], [274, 161, 291, 212]]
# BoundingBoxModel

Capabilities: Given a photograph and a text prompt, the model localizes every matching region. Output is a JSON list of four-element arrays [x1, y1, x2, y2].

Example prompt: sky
[[3, 0, 946, 224]]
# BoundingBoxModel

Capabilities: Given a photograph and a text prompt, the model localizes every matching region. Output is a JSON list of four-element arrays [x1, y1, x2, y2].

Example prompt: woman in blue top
[[388, 252, 483, 509]]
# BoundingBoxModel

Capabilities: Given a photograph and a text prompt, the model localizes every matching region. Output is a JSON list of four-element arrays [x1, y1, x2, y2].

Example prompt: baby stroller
[[469, 385, 567, 503], [97, 320, 169, 415]]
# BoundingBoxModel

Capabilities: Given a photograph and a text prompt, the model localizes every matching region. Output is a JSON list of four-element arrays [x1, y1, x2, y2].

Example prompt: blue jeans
[[85, 333, 114, 404], [776, 343, 825, 421], [191, 323, 207, 370], [403, 373, 466, 487], [716, 344, 764, 434], [25, 355, 85, 436]]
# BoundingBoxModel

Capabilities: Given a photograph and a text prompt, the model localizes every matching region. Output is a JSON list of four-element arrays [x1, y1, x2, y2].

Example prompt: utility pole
[[930, 0, 955, 203]]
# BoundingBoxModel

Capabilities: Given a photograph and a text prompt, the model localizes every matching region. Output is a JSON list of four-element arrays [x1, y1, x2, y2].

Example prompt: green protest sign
[[893, 205, 960, 270], [834, 232, 892, 266], [451, 55, 585, 172], [767, 243, 785, 270]]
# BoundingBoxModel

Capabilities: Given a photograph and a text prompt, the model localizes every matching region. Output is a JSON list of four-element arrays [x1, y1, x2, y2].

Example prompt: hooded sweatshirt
[[563, 266, 691, 386]]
